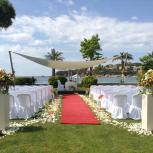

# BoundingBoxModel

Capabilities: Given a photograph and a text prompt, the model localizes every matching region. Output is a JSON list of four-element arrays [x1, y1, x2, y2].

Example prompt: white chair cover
[[57, 80, 64, 91], [17, 94, 33, 119], [9, 85, 53, 119], [111, 95, 128, 119], [41, 87, 46, 102], [36, 89, 43, 108], [47, 86, 54, 100], [129, 94, 142, 120], [9, 95, 18, 119]]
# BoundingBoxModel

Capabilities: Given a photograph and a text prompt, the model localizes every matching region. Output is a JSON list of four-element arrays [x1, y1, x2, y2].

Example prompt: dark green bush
[[57, 76, 67, 84], [48, 76, 67, 88], [81, 75, 97, 88], [15, 77, 36, 85], [48, 76, 58, 88]]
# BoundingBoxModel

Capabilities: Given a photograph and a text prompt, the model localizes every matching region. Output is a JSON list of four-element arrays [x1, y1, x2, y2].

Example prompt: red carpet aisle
[[60, 94, 100, 124]]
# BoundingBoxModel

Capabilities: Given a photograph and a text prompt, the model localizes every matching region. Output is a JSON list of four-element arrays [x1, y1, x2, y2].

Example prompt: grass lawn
[[0, 122, 153, 153]]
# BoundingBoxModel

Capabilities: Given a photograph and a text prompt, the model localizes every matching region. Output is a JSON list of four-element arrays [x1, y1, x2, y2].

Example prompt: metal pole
[[9, 51, 15, 75], [8, 51, 16, 87]]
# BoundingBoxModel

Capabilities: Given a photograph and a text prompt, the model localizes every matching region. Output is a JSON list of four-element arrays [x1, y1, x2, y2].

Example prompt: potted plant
[[0, 68, 13, 131], [81, 75, 97, 94], [139, 69, 153, 131]]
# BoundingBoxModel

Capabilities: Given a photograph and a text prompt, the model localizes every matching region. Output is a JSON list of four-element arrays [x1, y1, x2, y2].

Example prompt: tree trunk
[[121, 60, 125, 76], [121, 60, 125, 84], [89, 67, 93, 76], [52, 68, 55, 76], [89, 57, 93, 76], [117, 65, 119, 71]]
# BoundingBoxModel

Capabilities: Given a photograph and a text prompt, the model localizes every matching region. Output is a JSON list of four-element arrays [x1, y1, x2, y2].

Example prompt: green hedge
[[48, 76, 67, 88], [57, 76, 67, 84], [81, 75, 97, 88], [15, 77, 36, 85]]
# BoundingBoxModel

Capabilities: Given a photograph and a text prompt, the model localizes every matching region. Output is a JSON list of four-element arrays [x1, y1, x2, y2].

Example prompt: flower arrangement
[[0, 68, 13, 94], [138, 69, 153, 94]]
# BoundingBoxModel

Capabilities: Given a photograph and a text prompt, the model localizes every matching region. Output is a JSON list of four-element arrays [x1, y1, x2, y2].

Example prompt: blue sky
[[11, 0, 153, 21], [0, 0, 153, 76]]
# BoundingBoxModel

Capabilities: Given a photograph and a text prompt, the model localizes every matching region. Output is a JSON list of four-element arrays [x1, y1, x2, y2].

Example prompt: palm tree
[[113, 52, 133, 83], [0, 0, 16, 29], [148, 51, 153, 57], [140, 51, 153, 71], [45, 49, 64, 76]]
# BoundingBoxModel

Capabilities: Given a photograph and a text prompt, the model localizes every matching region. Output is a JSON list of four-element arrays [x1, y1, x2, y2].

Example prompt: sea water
[[35, 76, 138, 84]]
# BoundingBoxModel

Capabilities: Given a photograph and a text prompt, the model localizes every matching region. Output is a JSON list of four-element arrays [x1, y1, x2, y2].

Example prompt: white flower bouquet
[[139, 69, 153, 94], [0, 68, 13, 94]]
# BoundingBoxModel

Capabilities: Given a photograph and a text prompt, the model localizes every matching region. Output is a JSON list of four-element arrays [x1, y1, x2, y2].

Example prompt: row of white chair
[[9, 86, 53, 119], [109, 94, 142, 120], [90, 85, 142, 120]]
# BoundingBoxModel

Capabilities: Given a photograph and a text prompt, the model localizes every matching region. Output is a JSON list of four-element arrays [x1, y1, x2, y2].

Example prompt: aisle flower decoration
[[0, 68, 13, 94], [41, 98, 61, 123], [80, 95, 153, 136], [138, 69, 153, 94], [0, 97, 61, 139], [80, 95, 112, 123]]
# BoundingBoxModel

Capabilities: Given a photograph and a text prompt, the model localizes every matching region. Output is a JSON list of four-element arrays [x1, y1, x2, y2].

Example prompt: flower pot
[[0, 94, 10, 130], [142, 94, 153, 131]]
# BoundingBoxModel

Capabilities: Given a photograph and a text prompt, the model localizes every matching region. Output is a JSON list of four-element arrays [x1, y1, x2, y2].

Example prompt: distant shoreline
[[15, 74, 137, 77]]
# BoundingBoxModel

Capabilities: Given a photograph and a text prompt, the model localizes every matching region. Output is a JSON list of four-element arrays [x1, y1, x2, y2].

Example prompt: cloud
[[0, 33, 33, 42], [1, 14, 153, 52], [71, 10, 78, 14], [0, 44, 52, 75], [0, 13, 153, 75], [57, 0, 74, 6], [81, 6, 87, 12], [131, 16, 138, 20], [32, 40, 47, 46]]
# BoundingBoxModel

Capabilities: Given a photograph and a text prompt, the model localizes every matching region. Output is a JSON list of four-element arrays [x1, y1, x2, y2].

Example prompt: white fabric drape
[[14, 52, 114, 70], [9, 85, 53, 119], [89, 85, 140, 120]]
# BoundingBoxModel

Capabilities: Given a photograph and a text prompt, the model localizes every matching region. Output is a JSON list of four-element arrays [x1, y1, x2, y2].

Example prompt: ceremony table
[[9, 85, 53, 119]]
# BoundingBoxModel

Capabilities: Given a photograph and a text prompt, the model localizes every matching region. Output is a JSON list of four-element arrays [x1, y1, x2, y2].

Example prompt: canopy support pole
[[9, 51, 16, 88]]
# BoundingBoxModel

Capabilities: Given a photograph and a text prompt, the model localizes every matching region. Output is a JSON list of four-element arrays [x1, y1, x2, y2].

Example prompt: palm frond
[[45, 49, 64, 61]]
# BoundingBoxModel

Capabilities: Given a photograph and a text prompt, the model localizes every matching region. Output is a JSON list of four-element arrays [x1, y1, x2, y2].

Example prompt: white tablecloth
[[9, 85, 53, 119]]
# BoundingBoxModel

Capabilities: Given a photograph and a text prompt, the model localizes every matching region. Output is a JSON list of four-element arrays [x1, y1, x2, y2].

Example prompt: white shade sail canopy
[[14, 52, 114, 70]]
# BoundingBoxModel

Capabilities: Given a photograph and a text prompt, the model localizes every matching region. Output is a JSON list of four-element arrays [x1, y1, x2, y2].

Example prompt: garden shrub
[[81, 75, 97, 88], [15, 77, 36, 85], [48, 76, 67, 88], [48, 76, 58, 88], [58, 76, 67, 84]]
